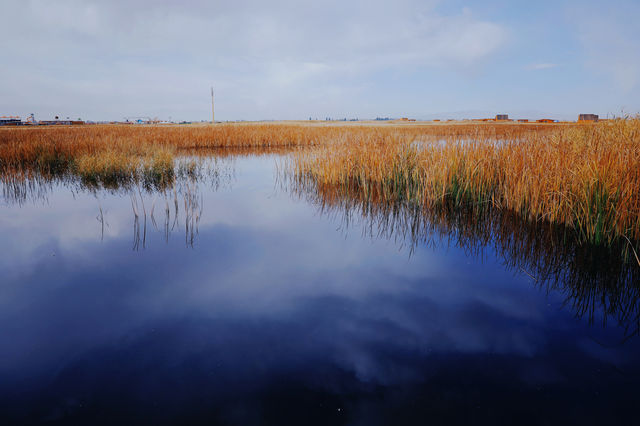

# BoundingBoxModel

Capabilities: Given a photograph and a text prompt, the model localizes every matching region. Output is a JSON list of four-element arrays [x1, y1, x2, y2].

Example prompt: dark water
[[1, 154, 639, 425]]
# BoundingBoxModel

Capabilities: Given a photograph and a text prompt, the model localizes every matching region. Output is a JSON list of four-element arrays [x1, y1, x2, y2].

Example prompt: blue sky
[[1, 0, 638, 121]]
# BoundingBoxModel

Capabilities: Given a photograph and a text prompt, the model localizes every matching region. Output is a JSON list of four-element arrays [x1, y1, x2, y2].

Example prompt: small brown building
[[578, 114, 599, 122]]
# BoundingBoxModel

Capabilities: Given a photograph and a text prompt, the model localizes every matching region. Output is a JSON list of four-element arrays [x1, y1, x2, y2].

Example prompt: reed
[[0, 122, 559, 185], [4, 120, 636, 245], [291, 118, 640, 245]]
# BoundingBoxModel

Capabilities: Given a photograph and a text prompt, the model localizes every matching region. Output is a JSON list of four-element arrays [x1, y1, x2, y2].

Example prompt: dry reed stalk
[[291, 118, 640, 245], [6, 120, 636, 244], [0, 122, 560, 185]]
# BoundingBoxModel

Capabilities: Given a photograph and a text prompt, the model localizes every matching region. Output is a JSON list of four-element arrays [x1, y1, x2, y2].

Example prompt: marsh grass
[[0, 122, 558, 178], [2, 121, 638, 246], [291, 118, 640, 246]]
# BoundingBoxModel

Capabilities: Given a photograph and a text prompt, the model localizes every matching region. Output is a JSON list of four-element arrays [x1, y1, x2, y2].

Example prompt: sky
[[1, 0, 639, 121]]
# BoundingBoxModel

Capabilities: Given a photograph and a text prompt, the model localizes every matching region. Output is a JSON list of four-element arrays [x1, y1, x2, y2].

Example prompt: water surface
[[1, 154, 639, 425]]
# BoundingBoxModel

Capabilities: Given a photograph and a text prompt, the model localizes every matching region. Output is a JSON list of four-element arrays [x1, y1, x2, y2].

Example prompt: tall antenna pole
[[211, 87, 216, 124]]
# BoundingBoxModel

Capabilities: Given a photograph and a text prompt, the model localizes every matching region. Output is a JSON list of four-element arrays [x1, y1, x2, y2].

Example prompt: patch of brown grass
[[6, 120, 636, 244], [0, 122, 560, 183], [291, 118, 640, 245]]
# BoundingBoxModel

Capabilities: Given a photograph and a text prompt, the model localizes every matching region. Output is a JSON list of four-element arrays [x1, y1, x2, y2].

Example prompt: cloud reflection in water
[[0, 154, 639, 424]]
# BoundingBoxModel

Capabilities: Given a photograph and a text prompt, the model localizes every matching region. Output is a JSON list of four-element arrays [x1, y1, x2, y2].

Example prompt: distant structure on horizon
[[496, 114, 509, 121], [578, 113, 598, 122], [211, 87, 216, 124], [0, 115, 21, 126], [1, 114, 85, 126]]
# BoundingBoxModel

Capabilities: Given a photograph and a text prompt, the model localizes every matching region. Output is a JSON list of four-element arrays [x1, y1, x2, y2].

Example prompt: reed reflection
[[127, 180, 204, 249], [1, 173, 54, 206], [288, 178, 640, 339], [1, 156, 235, 249]]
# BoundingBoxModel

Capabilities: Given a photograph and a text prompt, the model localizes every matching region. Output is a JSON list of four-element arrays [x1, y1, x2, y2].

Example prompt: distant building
[[517, 119, 529, 123], [578, 114, 599, 122], [496, 114, 509, 121], [536, 119, 555, 123], [0, 116, 21, 126], [38, 120, 84, 126]]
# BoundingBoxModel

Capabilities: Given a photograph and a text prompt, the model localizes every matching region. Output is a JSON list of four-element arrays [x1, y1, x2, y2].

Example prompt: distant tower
[[211, 87, 216, 124]]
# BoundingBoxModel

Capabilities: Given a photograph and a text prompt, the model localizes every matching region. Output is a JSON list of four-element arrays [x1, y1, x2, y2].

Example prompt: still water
[[1, 154, 639, 425]]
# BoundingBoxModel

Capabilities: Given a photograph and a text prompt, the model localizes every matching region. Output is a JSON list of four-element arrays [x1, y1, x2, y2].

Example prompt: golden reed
[[2, 120, 637, 245], [0, 122, 556, 184], [291, 119, 640, 245]]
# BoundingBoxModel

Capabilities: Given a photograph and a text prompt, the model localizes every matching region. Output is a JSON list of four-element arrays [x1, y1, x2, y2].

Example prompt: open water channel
[[1, 153, 639, 425]]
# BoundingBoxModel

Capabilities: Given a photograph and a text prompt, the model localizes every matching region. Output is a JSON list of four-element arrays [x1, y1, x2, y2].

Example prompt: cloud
[[0, 0, 507, 120], [527, 63, 558, 70]]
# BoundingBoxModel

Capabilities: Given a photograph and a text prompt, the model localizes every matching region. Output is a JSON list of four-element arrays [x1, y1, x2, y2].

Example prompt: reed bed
[[5, 120, 635, 245], [0, 122, 559, 186], [291, 118, 640, 245]]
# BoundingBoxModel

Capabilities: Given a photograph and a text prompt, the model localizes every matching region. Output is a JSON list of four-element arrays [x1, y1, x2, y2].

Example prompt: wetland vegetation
[[3, 119, 638, 247]]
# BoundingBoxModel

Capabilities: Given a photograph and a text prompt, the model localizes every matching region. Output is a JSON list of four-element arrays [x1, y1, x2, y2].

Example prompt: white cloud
[[527, 63, 558, 70], [0, 0, 507, 120]]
